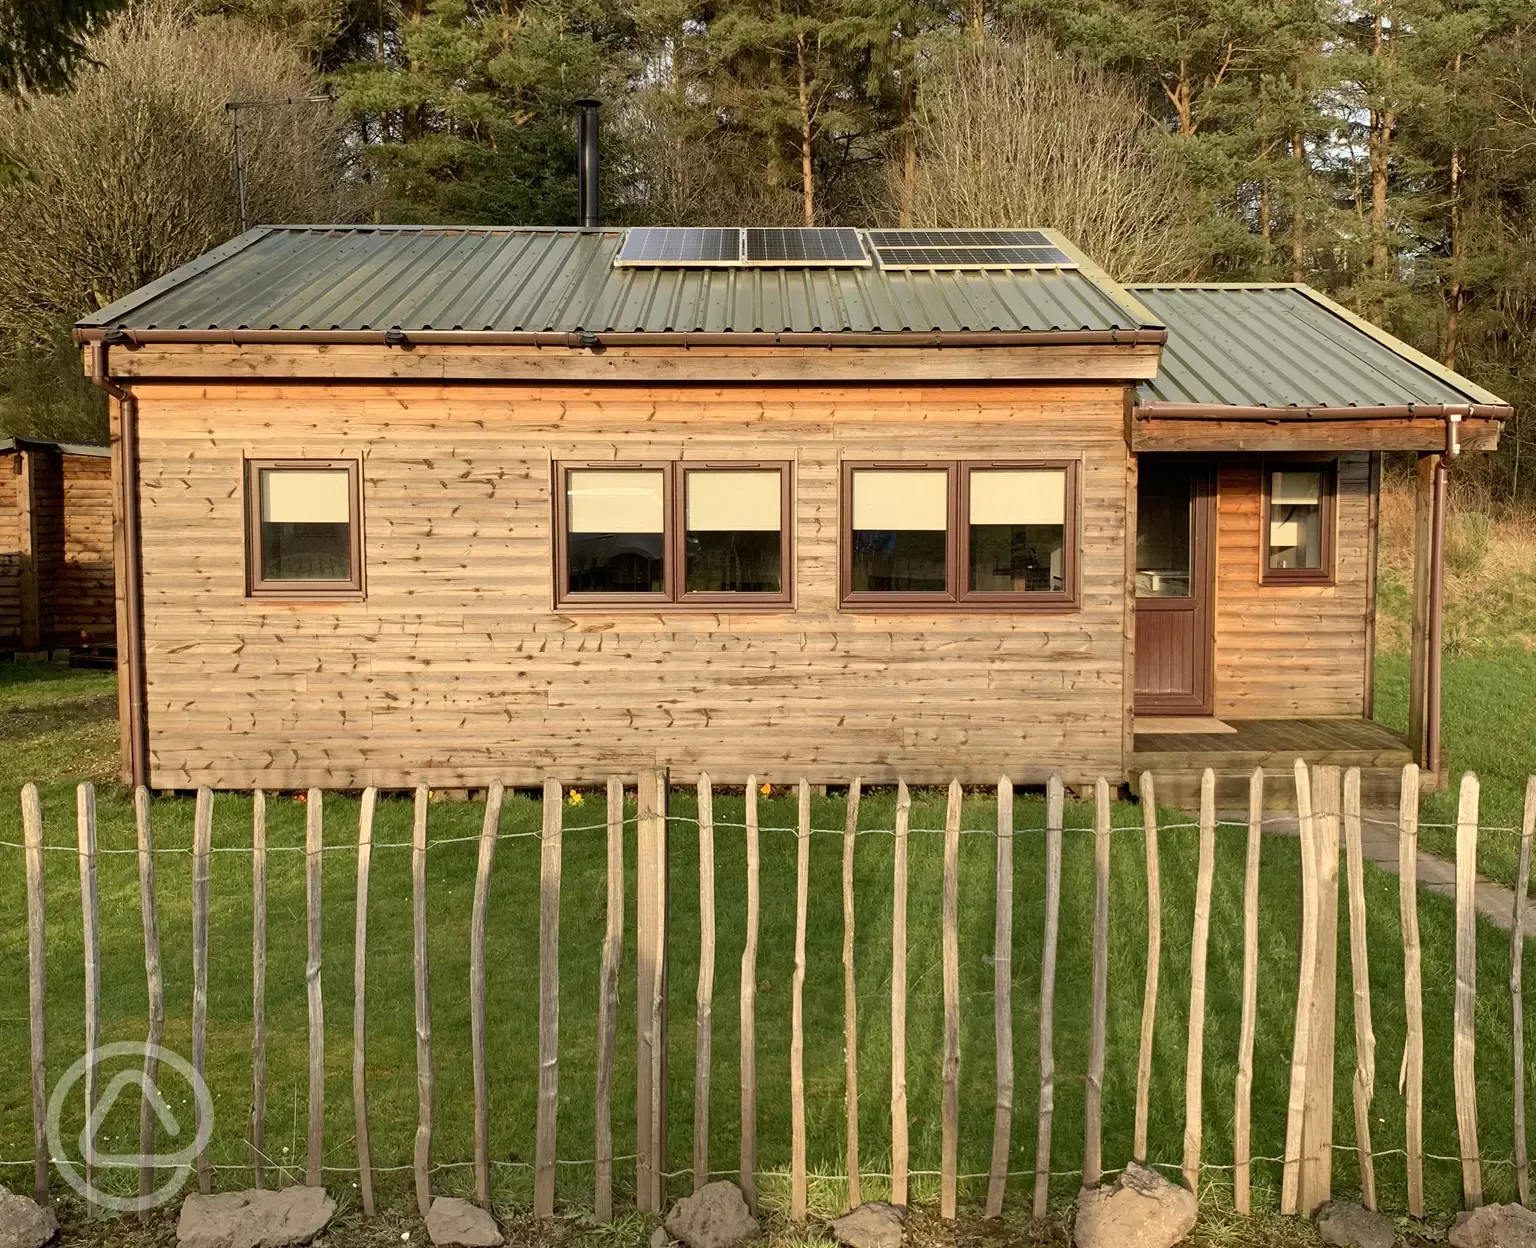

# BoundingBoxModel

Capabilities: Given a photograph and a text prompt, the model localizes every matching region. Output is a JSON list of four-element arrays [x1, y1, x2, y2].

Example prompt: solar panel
[[616, 227, 741, 266], [744, 228, 868, 265], [875, 245, 1076, 269], [867, 229, 1059, 249], [866, 228, 1076, 269]]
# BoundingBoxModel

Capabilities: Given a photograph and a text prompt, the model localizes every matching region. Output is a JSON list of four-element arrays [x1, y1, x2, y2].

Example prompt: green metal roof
[[77, 225, 1160, 337], [1132, 284, 1509, 413]]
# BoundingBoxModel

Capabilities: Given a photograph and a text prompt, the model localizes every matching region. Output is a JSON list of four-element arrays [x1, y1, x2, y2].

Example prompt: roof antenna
[[575, 98, 601, 229]]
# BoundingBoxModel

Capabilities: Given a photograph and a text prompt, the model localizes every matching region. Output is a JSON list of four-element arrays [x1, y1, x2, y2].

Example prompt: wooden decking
[[1130, 717, 1418, 809]]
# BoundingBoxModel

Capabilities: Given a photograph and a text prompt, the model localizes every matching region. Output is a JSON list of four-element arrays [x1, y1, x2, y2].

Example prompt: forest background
[[0, 0, 1532, 504]]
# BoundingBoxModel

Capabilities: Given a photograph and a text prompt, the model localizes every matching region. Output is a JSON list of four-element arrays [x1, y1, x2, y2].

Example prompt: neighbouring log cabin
[[0, 437, 115, 654], [73, 225, 1508, 805]]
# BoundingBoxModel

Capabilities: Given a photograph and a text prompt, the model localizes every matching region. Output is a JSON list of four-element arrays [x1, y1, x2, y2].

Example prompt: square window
[[246, 460, 362, 597], [849, 468, 950, 593], [967, 468, 1067, 594], [684, 469, 785, 594], [565, 468, 667, 595]]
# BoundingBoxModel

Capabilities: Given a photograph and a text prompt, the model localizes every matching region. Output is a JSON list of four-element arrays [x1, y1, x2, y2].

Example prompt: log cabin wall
[[0, 460, 18, 647], [1212, 453, 1372, 718], [49, 454, 116, 648], [131, 380, 1131, 791]]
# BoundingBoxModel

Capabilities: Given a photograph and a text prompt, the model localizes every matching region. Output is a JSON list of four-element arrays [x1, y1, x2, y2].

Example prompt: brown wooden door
[[1134, 457, 1214, 715]]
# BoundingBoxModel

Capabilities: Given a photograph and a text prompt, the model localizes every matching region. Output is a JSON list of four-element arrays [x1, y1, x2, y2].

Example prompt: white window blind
[[261, 470, 351, 524], [852, 469, 947, 531], [686, 471, 781, 532], [969, 469, 1066, 525], [567, 470, 665, 534]]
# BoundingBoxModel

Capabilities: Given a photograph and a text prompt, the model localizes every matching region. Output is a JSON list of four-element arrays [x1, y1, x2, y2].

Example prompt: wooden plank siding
[[51, 455, 115, 648], [0, 462, 19, 647], [1212, 455, 1372, 719], [130, 382, 1132, 789]]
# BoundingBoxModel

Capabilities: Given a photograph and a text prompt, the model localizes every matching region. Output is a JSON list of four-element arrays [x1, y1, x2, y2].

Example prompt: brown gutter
[[73, 326, 1168, 349], [86, 341, 148, 791], [1136, 401, 1511, 421]]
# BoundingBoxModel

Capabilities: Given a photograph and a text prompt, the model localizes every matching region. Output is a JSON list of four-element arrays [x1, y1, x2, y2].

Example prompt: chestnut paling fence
[[9, 762, 1536, 1225]]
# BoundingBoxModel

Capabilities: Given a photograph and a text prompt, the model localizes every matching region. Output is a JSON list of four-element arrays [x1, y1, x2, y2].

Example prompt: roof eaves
[[74, 227, 274, 331]]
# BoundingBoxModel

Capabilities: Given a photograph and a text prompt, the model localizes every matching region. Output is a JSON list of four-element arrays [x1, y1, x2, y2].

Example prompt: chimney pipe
[[576, 97, 600, 228]]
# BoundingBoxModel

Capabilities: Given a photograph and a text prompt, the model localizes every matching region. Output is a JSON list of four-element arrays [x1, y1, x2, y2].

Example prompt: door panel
[[1134, 458, 1214, 715]]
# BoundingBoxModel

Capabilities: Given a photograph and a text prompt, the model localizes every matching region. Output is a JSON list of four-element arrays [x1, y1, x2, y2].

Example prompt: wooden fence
[[11, 761, 1536, 1224]]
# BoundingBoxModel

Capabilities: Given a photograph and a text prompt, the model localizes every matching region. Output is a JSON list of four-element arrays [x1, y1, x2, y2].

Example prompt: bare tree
[[900, 34, 1206, 283], [0, 0, 362, 367]]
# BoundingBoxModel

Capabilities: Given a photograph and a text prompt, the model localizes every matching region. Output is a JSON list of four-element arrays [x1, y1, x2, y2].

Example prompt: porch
[[1129, 715, 1421, 810]]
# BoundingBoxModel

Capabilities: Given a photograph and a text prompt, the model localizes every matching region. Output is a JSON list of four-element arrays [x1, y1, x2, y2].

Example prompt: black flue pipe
[[576, 97, 600, 228]]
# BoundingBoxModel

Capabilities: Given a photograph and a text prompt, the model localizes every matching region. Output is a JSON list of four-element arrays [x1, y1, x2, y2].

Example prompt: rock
[[664, 1181, 759, 1248], [177, 1187, 336, 1248], [650, 1227, 671, 1248], [1450, 1203, 1536, 1248], [1072, 1163, 1196, 1248], [426, 1198, 502, 1248], [827, 1202, 904, 1248], [1317, 1202, 1394, 1248], [0, 1186, 56, 1248]]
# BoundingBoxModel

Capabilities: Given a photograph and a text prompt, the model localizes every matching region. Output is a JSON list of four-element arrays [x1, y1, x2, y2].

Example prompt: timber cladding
[[132, 381, 1130, 790], [0, 464, 18, 645], [1213, 454, 1371, 718]]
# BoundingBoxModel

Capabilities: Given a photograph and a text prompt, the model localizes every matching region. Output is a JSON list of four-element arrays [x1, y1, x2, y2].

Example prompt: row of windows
[[243, 457, 1337, 604]]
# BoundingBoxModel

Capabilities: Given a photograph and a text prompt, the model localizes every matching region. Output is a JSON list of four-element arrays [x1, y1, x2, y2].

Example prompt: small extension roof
[[73, 225, 1164, 345], [1132, 284, 1510, 418], [0, 436, 109, 458]]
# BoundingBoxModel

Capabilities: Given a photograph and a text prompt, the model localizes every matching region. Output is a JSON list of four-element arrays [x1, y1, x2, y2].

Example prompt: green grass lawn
[[0, 662, 1531, 1233]]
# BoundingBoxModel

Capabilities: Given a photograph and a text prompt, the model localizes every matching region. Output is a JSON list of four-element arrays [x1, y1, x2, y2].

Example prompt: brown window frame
[[839, 459, 1080, 612], [1260, 458, 1337, 585], [244, 458, 364, 599], [553, 460, 794, 610]]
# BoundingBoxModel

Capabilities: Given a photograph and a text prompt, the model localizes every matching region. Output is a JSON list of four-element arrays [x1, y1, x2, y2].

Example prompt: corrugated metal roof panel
[[1132, 284, 1506, 410], [77, 225, 1156, 335]]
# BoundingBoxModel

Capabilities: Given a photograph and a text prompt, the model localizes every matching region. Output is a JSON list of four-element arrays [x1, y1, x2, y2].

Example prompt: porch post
[[1407, 452, 1445, 777]]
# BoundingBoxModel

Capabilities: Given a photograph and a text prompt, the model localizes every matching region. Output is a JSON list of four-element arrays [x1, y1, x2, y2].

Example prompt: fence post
[[412, 785, 434, 1219], [77, 783, 100, 1196], [304, 789, 324, 1190], [636, 768, 669, 1213], [354, 788, 379, 1216], [1454, 772, 1483, 1208], [985, 776, 1014, 1218], [135, 786, 163, 1221], [21, 785, 46, 1207], [1282, 760, 1318, 1216], [1134, 772, 1161, 1167], [1513, 776, 1534, 1208], [739, 778, 760, 1213], [595, 776, 624, 1221], [470, 782, 503, 1209], [251, 791, 267, 1189], [891, 780, 911, 1210], [193, 786, 213, 1194], [534, 778, 564, 1218], [843, 777, 864, 1212], [694, 773, 715, 1194], [1033, 775, 1064, 1219], [1084, 778, 1110, 1190], [1234, 767, 1263, 1215], [1182, 769, 1215, 1193], [1299, 765, 1342, 1215], [1398, 764, 1424, 1218], [940, 779, 962, 1219], [791, 779, 811, 1221], [1343, 768, 1377, 1210]]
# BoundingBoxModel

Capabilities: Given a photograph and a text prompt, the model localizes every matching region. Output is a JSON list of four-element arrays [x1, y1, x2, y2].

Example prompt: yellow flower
[[568, 790, 584, 806], [759, 781, 772, 797]]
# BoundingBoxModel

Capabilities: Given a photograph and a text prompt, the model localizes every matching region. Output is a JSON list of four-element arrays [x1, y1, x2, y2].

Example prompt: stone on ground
[[1072, 1163, 1196, 1248], [0, 1186, 56, 1248], [177, 1187, 336, 1248], [827, 1202, 904, 1248], [650, 1227, 671, 1248], [426, 1197, 502, 1247], [664, 1181, 759, 1248], [1450, 1203, 1536, 1248], [1316, 1202, 1394, 1248]]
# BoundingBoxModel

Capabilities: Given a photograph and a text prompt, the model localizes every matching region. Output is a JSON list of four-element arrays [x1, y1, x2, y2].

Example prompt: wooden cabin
[[0, 437, 115, 654], [73, 227, 1508, 803]]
